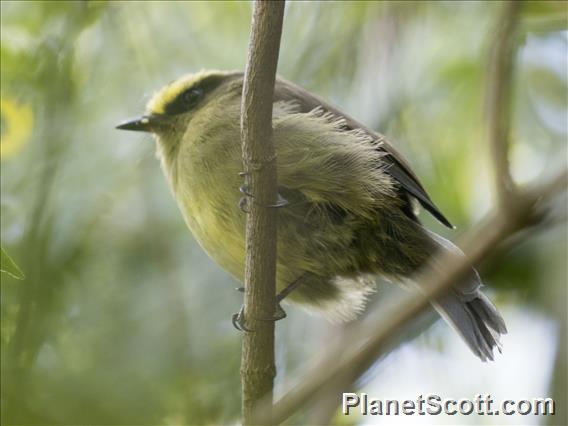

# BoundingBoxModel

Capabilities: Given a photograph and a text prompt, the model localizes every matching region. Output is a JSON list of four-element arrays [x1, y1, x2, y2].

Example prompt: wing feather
[[273, 78, 453, 229]]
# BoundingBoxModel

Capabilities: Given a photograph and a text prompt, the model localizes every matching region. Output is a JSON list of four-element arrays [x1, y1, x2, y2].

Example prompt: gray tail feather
[[433, 289, 507, 361], [425, 230, 508, 362]]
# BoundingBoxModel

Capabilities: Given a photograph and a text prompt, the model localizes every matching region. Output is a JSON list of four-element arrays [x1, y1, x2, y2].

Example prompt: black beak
[[116, 115, 166, 132]]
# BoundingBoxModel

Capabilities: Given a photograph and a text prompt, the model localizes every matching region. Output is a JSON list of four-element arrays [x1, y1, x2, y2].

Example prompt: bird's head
[[116, 69, 240, 136]]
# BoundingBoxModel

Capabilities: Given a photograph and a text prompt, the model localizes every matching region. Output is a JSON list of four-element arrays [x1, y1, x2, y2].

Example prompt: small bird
[[117, 70, 507, 361]]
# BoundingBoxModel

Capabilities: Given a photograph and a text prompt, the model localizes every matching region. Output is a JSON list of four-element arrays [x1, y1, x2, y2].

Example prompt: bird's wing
[[273, 78, 453, 229]]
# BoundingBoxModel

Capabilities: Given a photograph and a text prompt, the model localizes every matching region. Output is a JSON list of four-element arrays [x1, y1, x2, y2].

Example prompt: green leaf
[[1, 246, 25, 280]]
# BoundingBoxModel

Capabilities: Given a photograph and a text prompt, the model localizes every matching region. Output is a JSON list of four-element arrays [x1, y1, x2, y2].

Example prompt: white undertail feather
[[292, 275, 377, 324]]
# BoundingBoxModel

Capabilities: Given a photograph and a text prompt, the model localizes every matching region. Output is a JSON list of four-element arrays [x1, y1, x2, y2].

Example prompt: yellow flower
[[1, 97, 33, 159]]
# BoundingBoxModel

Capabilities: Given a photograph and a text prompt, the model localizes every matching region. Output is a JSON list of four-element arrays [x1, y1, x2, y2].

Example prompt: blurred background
[[1, 1, 566, 425]]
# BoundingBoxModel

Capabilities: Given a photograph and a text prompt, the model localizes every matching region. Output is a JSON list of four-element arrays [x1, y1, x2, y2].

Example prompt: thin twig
[[486, 0, 522, 208], [239, 1, 285, 424]]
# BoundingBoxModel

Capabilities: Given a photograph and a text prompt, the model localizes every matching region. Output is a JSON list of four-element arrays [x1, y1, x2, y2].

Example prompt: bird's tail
[[425, 230, 508, 361]]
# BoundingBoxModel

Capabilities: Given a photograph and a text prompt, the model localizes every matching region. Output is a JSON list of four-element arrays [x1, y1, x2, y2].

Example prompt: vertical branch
[[240, 1, 285, 424], [486, 0, 522, 208]]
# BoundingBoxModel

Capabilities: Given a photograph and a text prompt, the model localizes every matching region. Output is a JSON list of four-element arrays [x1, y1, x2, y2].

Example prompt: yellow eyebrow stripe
[[146, 70, 232, 115]]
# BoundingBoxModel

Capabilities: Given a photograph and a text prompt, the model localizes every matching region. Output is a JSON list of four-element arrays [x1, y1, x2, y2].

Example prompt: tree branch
[[240, 1, 285, 424], [486, 0, 522, 208]]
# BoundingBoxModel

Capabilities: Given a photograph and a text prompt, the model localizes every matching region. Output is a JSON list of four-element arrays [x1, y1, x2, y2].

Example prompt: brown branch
[[240, 1, 285, 424], [530, 168, 568, 201], [486, 0, 522, 208]]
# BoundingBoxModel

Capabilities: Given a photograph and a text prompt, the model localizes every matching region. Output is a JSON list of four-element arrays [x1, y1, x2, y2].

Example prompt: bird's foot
[[264, 302, 287, 321], [232, 275, 306, 331], [237, 181, 289, 213], [232, 305, 254, 332], [231, 302, 287, 332]]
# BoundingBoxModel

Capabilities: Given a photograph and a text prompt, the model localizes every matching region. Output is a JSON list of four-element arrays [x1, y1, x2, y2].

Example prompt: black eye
[[164, 85, 206, 115], [182, 87, 202, 106]]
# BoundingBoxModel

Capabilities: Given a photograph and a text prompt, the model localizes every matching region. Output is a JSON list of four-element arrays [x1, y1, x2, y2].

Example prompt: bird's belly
[[178, 190, 247, 280]]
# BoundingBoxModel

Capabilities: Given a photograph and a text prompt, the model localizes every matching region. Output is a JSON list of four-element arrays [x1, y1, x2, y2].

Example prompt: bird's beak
[[116, 114, 167, 133]]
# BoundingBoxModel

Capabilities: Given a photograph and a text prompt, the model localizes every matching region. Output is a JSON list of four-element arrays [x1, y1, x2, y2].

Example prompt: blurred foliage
[[1, 247, 24, 280], [0, 97, 33, 159], [0, 1, 566, 425]]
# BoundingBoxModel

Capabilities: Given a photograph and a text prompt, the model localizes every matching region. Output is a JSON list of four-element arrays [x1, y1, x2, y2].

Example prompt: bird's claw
[[258, 303, 287, 322], [238, 196, 250, 213], [238, 184, 289, 211], [231, 303, 287, 332], [232, 305, 254, 332], [232, 274, 304, 330], [239, 184, 254, 197], [271, 193, 289, 208]]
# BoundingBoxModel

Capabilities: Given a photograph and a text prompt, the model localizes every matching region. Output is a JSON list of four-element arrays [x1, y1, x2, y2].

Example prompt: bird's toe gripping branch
[[237, 166, 289, 213], [237, 182, 289, 213], [232, 304, 254, 332], [231, 275, 306, 332], [231, 303, 288, 333]]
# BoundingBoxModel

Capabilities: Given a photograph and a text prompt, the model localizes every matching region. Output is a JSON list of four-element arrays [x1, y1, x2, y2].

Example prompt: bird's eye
[[163, 86, 206, 115], [182, 88, 202, 106]]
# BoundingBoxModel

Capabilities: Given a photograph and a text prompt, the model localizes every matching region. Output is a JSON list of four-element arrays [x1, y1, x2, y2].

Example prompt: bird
[[117, 70, 507, 361]]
